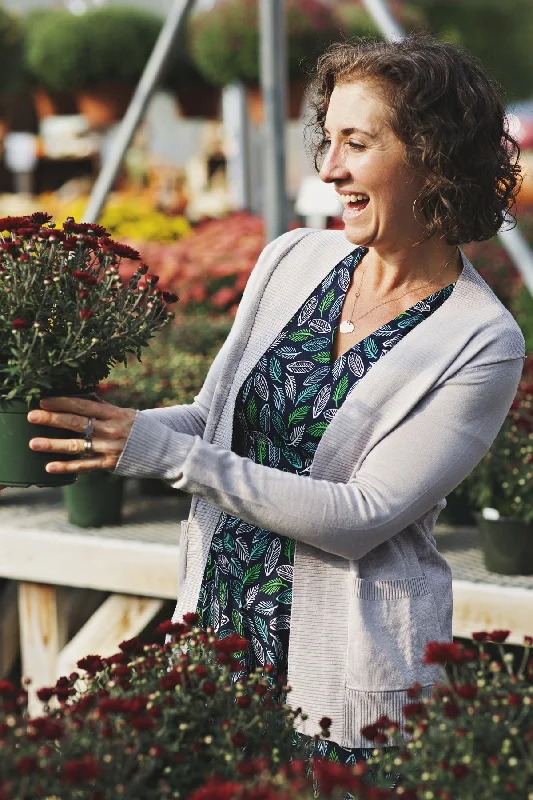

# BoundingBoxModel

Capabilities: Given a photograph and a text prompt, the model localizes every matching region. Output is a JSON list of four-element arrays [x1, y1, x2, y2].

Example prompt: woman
[[24, 36, 524, 767]]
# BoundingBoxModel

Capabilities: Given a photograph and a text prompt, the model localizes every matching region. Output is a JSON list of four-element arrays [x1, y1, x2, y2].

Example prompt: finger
[[45, 458, 107, 474], [29, 437, 114, 455], [39, 396, 118, 419], [27, 409, 100, 434]]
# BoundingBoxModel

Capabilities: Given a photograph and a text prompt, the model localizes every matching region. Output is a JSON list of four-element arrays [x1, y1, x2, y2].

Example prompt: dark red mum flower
[[11, 318, 28, 330], [188, 777, 243, 800], [312, 760, 361, 794], [129, 714, 156, 732], [62, 220, 110, 237], [231, 731, 247, 748], [488, 630, 510, 643], [77, 654, 105, 674], [0, 216, 32, 231], [525, 635, 533, 646], [163, 291, 179, 304], [61, 755, 100, 784], [155, 620, 188, 637], [472, 631, 490, 642], [402, 702, 426, 718], [236, 695, 251, 709], [0, 680, 16, 697], [451, 764, 469, 779], [17, 756, 40, 775], [443, 702, 461, 719], [319, 716, 332, 730], [118, 637, 141, 654], [214, 633, 248, 655], [103, 240, 141, 261], [455, 683, 478, 700], [202, 681, 217, 696], [30, 212, 53, 225], [26, 717, 64, 741], [423, 641, 465, 665], [80, 309, 93, 320], [361, 723, 379, 740]]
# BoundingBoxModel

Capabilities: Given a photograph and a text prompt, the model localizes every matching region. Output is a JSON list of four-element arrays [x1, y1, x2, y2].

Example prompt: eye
[[349, 141, 365, 151], [320, 137, 331, 150]]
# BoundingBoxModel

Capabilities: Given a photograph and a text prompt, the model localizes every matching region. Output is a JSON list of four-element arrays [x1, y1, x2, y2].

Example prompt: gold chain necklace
[[339, 248, 459, 335]]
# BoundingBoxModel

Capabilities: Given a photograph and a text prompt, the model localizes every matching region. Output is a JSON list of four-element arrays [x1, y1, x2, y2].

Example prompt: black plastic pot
[[62, 470, 125, 528], [477, 515, 533, 575]]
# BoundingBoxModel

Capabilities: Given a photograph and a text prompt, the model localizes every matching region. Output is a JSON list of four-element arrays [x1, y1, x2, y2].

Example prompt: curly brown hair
[[307, 35, 521, 245]]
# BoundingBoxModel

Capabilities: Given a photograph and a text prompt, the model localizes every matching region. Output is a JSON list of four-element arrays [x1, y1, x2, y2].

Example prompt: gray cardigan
[[116, 229, 525, 747]]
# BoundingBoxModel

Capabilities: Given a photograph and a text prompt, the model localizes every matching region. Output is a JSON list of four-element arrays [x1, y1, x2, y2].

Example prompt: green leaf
[[269, 356, 282, 383], [312, 351, 331, 364], [243, 563, 262, 585], [295, 385, 320, 405], [319, 288, 335, 316], [262, 577, 285, 595], [257, 437, 267, 464], [255, 614, 269, 643], [363, 337, 379, 360], [307, 421, 329, 437], [288, 329, 313, 341], [223, 530, 235, 553], [246, 396, 257, 425], [284, 538, 295, 560], [288, 405, 310, 426], [232, 609, 244, 636], [333, 375, 349, 407]]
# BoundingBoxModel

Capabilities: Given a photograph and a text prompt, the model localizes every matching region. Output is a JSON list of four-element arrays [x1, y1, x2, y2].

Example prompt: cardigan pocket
[[346, 575, 444, 692], [177, 521, 189, 600]]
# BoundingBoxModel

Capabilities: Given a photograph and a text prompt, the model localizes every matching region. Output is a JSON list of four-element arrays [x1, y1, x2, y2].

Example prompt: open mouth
[[339, 193, 370, 214]]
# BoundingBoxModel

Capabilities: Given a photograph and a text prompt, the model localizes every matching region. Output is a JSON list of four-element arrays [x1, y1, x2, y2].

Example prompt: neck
[[361, 239, 462, 295]]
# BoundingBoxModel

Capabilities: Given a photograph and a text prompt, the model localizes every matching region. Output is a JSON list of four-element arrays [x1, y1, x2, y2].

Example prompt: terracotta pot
[[32, 88, 78, 119], [76, 82, 135, 130], [175, 85, 221, 120], [247, 82, 306, 124]]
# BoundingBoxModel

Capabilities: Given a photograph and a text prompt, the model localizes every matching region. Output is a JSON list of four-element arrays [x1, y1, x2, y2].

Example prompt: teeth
[[340, 194, 369, 205]]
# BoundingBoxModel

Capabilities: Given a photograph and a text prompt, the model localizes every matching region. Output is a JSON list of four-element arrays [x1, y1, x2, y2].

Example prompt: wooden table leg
[[18, 582, 69, 716], [0, 581, 19, 678]]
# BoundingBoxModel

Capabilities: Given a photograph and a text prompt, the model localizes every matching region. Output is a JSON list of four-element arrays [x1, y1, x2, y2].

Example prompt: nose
[[318, 142, 350, 184]]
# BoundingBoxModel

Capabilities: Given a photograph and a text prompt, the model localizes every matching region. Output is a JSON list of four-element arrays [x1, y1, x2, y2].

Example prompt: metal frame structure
[[361, 0, 533, 296]]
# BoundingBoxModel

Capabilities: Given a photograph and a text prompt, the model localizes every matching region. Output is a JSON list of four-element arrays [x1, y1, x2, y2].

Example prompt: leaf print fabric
[[197, 244, 456, 767]]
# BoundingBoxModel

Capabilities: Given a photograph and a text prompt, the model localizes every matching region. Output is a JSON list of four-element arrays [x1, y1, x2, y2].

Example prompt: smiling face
[[319, 80, 428, 251]]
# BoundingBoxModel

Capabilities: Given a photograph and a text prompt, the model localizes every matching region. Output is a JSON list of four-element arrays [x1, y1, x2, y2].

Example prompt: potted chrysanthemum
[[463, 359, 533, 574], [0, 212, 177, 489]]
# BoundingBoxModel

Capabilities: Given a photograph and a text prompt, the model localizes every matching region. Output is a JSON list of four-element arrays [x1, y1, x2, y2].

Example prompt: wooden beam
[[18, 583, 69, 716], [56, 594, 164, 679], [0, 581, 19, 677], [453, 579, 533, 644], [0, 527, 179, 599]]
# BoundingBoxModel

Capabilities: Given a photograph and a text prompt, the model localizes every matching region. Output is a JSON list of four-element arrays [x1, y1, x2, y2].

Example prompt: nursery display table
[[0, 488, 532, 712], [0, 480, 188, 713]]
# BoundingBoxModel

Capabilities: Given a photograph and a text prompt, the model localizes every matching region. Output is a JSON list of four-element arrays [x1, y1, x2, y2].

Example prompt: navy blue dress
[[197, 246, 455, 765]]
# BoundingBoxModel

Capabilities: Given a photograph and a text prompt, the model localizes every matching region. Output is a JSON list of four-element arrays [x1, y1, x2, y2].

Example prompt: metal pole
[[259, 0, 288, 243], [361, 0, 533, 296], [222, 83, 251, 211], [82, 0, 195, 223]]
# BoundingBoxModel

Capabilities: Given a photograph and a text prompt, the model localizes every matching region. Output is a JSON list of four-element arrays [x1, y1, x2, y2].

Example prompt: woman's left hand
[[27, 397, 137, 474]]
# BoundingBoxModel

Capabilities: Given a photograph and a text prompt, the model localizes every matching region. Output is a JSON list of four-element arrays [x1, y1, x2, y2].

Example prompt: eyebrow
[[323, 126, 377, 139]]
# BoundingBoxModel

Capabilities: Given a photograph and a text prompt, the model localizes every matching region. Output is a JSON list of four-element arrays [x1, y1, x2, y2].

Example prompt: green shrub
[[0, 8, 28, 95]]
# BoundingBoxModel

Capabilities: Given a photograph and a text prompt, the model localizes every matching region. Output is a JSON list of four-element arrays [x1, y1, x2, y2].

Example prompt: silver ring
[[84, 438, 93, 455], [83, 417, 95, 439]]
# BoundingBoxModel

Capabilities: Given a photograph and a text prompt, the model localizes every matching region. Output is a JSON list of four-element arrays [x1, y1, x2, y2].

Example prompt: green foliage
[[0, 213, 176, 402], [0, 7, 25, 95], [409, 0, 533, 102], [465, 365, 533, 522], [24, 6, 202, 94], [99, 314, 232, 410], [190, 0, 343, 87]]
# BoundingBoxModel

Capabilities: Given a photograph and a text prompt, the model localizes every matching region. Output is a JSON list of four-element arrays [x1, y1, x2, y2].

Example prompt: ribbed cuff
[[115, 411, 195, 480]]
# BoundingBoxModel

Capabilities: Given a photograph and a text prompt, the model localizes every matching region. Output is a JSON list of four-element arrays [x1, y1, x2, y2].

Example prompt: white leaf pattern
[[276, 564, 293, 582], [328, 295, 344, 323], [285, 375, 296, 401], [348, 351, 364, 377], [268, 440, 280, 467], [235, 537, 250, 561], [289, 425, 305, 447], [217, 554, 230, 574], [270, 615, 291, 631], [321, 270, 336, 292], [286, 360, 315, 374], [254, 373, 269, 401], [244, 585, 260, 608], [313, 384, 331, 418], [264, 538, 281, 576], [297, 295, 318, 326], [332, 355, 346, 382], [213, 597, 220, 630], [252, 636, 265, 663], [323, 408, 337, 422], [338, 267, 350, 291], [255, 600, 276, 616], [304, 365, 330, 386], [259, 404, 270, 433], [309, 318, 332, 333], [273, 385, 285, 412], [277, 346, 299, 359]]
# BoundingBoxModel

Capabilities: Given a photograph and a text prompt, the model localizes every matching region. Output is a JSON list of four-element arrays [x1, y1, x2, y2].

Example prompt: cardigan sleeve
[[115, 356, 523, 561]]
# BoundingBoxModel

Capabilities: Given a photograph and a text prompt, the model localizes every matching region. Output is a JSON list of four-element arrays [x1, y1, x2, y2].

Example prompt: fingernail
[[46, 465, 59, 473], [30, 439, 45, 450], [27, 412, 40, 422]]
